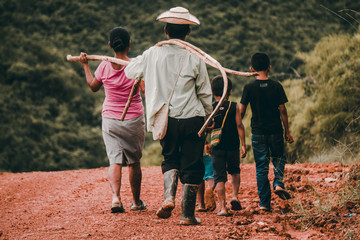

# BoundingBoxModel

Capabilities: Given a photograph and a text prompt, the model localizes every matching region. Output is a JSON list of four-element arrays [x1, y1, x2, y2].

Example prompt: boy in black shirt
[[211, 76, 247, 216], [240, 53, 294, 212]]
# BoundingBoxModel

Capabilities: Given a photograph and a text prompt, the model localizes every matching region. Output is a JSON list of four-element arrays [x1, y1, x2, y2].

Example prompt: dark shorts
[[211, 148, 240, 184]]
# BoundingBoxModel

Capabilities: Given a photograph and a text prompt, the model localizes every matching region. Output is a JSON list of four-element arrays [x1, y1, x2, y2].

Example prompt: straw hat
[[156, 7, 200, 25]]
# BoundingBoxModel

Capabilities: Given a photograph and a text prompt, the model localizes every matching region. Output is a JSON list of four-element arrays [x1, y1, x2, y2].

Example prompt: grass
[[308, 138, 360, 165], [141, 142, 163, 167]]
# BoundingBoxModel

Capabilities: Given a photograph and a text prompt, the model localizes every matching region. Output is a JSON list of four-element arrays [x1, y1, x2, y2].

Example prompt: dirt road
[[0, 163, 358, 239]]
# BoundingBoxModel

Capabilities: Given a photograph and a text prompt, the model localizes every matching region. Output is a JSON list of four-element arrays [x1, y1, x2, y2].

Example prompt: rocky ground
[[0, 162, 359, 239]]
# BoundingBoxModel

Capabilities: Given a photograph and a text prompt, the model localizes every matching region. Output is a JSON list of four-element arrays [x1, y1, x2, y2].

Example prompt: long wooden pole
[[67, 52, 256, 77], [155, 39, 229, 137], [66, 55, 129, 66], [67, 41, 255, 135], [156, 39, 257, 77]]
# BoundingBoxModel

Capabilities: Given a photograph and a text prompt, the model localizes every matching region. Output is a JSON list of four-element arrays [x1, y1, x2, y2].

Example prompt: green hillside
[[0, 0, 359, 172], [286, 30, 360, 163]]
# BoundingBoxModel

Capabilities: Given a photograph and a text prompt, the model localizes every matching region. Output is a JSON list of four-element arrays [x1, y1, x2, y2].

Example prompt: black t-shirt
[[240, 79, 288, 135], [212, 101, 240, 150]]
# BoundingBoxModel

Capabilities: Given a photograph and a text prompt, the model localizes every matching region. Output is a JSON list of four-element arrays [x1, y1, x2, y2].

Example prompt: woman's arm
[[80, 52, 102, 92]]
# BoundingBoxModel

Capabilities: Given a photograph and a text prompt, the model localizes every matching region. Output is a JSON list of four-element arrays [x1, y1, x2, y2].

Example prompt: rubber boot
[[179, 184, 201, 225], [156, 169, 179, 218]]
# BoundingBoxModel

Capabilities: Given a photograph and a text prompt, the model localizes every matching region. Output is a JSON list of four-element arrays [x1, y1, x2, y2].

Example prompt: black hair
[[165, 23, 190, 39], [251, 52, 270, 71], [211, 75, 232, 97], [109, 27, 130, 53]]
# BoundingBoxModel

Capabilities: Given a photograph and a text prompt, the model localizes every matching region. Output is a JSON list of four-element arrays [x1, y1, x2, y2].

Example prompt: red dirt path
[[0, 163, 359, 239]]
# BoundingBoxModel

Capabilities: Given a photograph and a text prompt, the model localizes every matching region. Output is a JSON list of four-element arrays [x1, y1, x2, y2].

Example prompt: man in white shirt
[[125, 7, 212, 225]]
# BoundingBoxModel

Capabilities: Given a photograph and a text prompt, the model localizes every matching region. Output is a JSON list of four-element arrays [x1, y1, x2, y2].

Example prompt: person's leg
[[160, 117, 181, 173], [272, 154, 291, 199], [180, 184, 200, 225], [202, 155, 216, 211], [115, 115, 145, 209], [108, 163, 122, 204], [196, 180, 206, 211], [252, 134, 271, 210], [129, 162, 142, 206], [206, 178, 215, 190], [203, 155, 214, 185], [269, 134, 286, 190], [226, 150, 241, 209], [269, 134, 292, 200], [156, 117, 181, 218], [212, 149, 228, 215], [230, 173, 240, 201], [179, 117, 204, 225], [204, 178, 216, 211], [102, 117, 125, 212], [229, 173, 242, 211], [178, 117, 205, 185], [156, 169, 179, 218], [215, 181, 228, 215], [273, 155, 286, 190], [179, 139, 205, 184]]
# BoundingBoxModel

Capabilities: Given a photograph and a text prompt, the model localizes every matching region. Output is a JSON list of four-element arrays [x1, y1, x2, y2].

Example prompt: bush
[[285, 28, 360, 163]]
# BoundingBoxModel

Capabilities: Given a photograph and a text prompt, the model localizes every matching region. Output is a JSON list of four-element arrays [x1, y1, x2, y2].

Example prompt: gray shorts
[[102, 115, 145, 165]]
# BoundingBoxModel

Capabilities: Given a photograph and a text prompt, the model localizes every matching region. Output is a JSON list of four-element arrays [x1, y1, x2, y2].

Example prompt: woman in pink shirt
[[80, 27, 146, 213]]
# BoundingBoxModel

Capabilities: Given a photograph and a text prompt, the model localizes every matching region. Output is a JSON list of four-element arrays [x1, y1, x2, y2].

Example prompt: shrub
[[286, 29, 360, 163]]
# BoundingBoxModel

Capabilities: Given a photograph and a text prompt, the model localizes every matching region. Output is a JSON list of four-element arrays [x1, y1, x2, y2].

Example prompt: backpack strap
[[220, 102, 231, 128]]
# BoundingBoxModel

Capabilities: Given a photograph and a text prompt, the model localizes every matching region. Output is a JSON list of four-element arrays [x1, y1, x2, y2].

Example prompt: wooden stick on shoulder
[[156, 40, 257, 77], [155, 39, 229, 137], [66, 54, 129, 66], [67, 42, 255, 130], [67, 54, 132, 120]]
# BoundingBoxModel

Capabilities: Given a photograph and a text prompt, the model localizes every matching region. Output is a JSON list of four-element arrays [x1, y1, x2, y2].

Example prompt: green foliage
[[0, 0, 358, 171], [141, 142, 163, 167], [285, 29, 360, 163]]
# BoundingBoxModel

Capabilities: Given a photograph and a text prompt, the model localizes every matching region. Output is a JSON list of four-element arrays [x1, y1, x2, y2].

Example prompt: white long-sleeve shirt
[[125, 44, 212, 132]]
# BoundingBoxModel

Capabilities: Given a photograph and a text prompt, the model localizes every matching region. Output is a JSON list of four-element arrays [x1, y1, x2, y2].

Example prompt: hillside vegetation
[[0, 0, 359, 172], [286, 30, 360, 163]]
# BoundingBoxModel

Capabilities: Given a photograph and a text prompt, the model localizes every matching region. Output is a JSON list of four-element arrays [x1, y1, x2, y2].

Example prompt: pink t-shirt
[[94, 61, 144, 120]]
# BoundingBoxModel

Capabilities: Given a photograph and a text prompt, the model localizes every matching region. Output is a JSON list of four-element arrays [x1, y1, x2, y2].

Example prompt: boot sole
[[156, 202, 175, 219], [179, 217, 201, 225]]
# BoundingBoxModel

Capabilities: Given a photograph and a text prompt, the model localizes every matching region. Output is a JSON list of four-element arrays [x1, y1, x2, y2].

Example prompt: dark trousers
[[160, 116, 205, 185]]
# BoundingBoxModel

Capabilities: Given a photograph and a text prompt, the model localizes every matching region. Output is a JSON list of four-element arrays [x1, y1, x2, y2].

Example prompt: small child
[[197, 139, 216, 212], [240, 52, 294, 212], [210, 76, 247, 216]]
